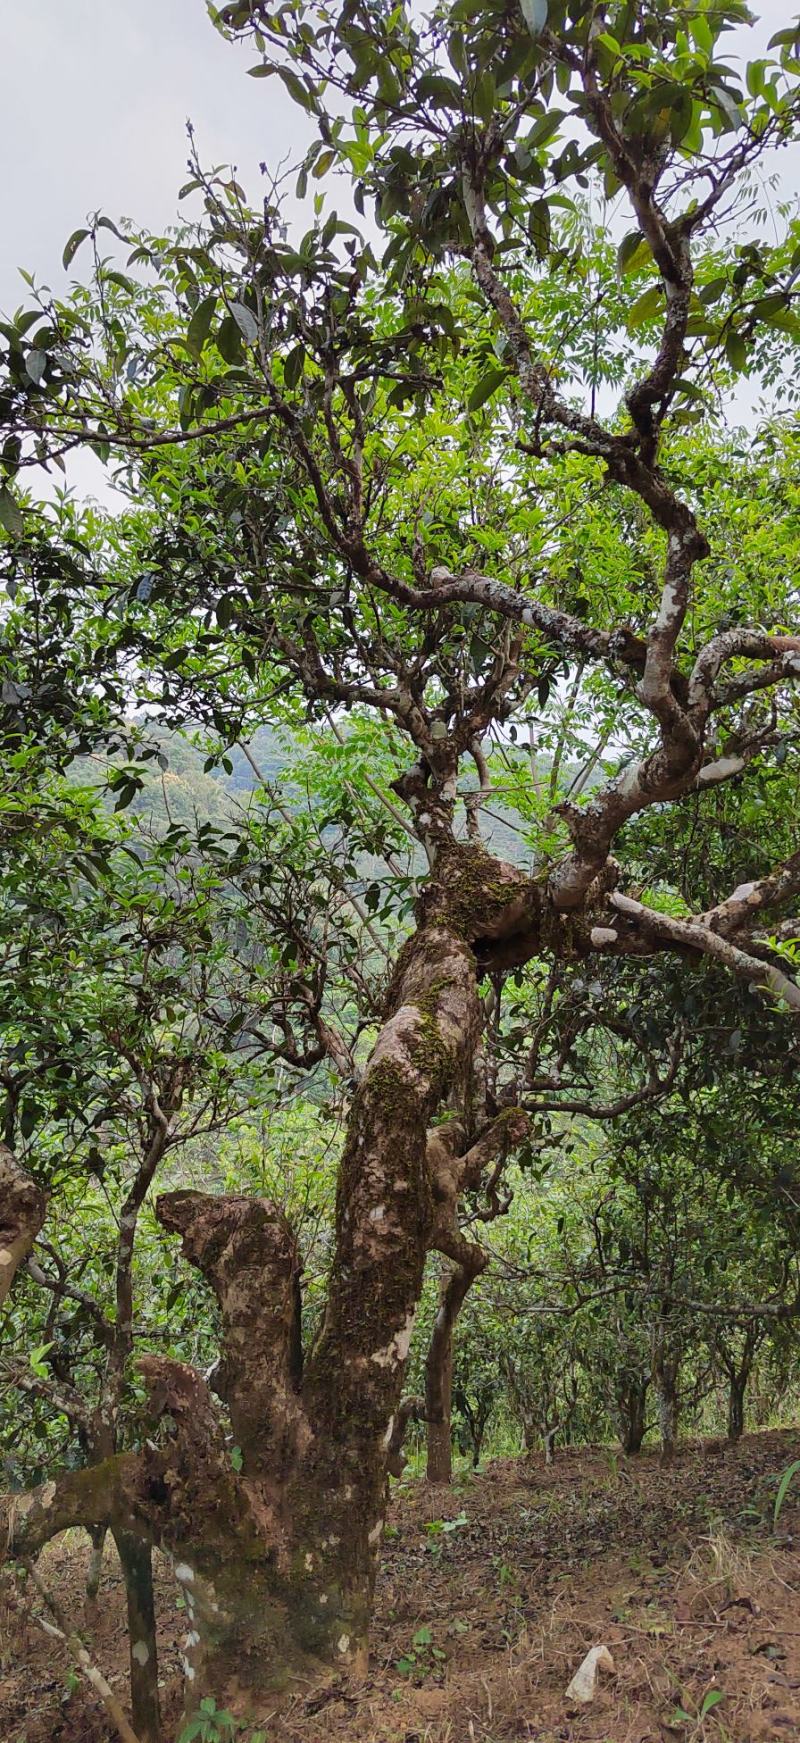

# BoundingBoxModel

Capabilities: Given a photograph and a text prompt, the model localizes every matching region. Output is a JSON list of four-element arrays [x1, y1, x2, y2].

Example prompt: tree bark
[[142, 912, 485, 1708], [616, 1375, 649, 1456], [426, 1396, 453, 1482], [653, 1355, 680, 1462], [727, 1374, 747, 1443], [0, 1144, 46, 1307], [114, 1531, 161, 1743], [425, 1266, 456, 1484], [425, 1249, 484, 1485], [3, 856, 539, 1716], [85, 1524, 107, 1606]]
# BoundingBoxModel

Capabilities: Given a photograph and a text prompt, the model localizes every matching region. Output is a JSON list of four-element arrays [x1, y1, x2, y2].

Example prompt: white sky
[[0, 0, 797, 465], [0, 0, 796, 315], [0, 0, 313, 315]]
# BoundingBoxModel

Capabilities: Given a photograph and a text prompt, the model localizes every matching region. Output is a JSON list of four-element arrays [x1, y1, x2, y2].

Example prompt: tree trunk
[[114, 1531, 161, 1743], [654, 1362, 680, 1462], [617, 1375, 649, 1456], [85, 1524, 107, 1606], [4, 854, 540, 1716], [426, 1360, 453, 1483], [0, 1144, 46, 1306], [426, 1269, 455, 1484], [521, 1415, 537, 1452], [727, 1374, 747, 1443], [154, 914, 483, 1709], [425, 1253, 483, 1485], [650, 1316, 680, 1464]]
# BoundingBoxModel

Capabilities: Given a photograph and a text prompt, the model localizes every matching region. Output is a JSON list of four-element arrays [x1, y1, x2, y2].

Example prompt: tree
[[3, 0, 800, 1718]]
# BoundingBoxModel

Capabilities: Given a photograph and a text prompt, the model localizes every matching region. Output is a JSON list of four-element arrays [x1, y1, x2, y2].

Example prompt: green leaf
[[595, 32, 622, 58], [96, 215, 125, 241], [229, 301, 258, 345], [473, 70, 496, 123], [725, 329, 748, 372], [447, 30, 468, 78], [284, 344, 306, 389], [711, 84, 742, 130], [216, 592, 240, 628], [467, 367, 508, 412], [176, 1717, 206, 1742], [691, 14, 713, 57], [418, 72, 461, 109], [216, 314, 244, 365], [187, 294, 217, 360], [774, 1459, 800, 1525], [699, 276, 727, 305], [520, 0, 548, 35], [25, 349, 47, 385], [767, 26, 800, 51], [62, 227, 90, 270], [275, 64, 317, 111], [528, 198, 551, 259], [626, 285, 663, 329], [671, 377, 707, 405], [527, 109, 566, 150], [0, 485, 23, 537], [617, 230, 650, 275]]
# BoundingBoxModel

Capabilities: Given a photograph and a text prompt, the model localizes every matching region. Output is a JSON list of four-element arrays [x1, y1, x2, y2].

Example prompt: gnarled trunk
[[652, 1344, 680, 1463], [148, 918, 482, 1709], [0, 1144, 46, 1306], [4, 852, 539, 1718], [85, 1524, 107, 1607]]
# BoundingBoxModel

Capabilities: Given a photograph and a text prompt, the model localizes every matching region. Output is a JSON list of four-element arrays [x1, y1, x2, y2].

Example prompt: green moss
[[365, 1055, 420, 1116], [419, 840, 538, 947], [409, 1012, 452, 1077]]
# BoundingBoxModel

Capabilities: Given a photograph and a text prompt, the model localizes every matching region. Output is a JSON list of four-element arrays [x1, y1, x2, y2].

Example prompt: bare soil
[[2, 1428, 800, 1743]]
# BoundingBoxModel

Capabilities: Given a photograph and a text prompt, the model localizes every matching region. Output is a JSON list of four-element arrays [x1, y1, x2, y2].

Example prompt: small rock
[[565, 1643, 616, 1704]]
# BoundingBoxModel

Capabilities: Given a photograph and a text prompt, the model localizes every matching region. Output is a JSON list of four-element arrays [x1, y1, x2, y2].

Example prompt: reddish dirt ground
[[2, 1428, 800, 1743]]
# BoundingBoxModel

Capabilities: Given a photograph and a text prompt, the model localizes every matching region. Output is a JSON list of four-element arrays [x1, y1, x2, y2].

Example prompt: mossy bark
[[5, 890, 527, 1717], [0, 1143, 46, 1306], [138, 916, 483, 1712], [425, 1256, 481, 1485], [653, 1359, 680, 1462]]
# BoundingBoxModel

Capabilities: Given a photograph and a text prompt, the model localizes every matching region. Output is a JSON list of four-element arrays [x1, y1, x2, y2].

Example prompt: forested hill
[[84, 721, 542, 868]]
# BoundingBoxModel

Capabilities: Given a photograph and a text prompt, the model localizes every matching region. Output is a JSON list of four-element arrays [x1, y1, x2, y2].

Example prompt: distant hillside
[[72, 721, 601, 872]]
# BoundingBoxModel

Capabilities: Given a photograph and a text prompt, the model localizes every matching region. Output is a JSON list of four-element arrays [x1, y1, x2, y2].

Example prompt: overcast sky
[[0, 0, 314, 314], [1, 0, 797, 315], [0, 0, 797, 464]]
